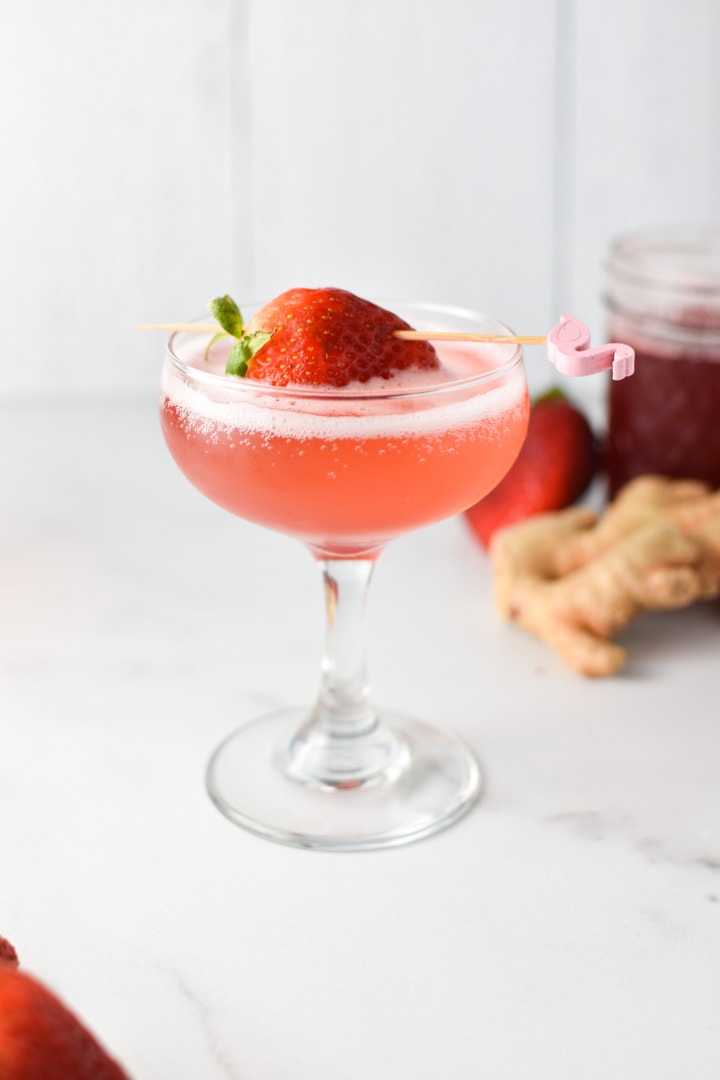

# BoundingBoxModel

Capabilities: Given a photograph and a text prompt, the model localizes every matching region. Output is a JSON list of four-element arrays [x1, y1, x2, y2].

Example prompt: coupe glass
[[160, 301, 529, 851]]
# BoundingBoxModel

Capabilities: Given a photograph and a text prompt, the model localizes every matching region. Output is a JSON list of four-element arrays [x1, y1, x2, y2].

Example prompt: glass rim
[[164, 299, 524, 401]]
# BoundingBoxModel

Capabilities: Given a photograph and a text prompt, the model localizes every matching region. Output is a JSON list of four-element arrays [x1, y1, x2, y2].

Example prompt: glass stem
[[315, 559, 377, 738], [286, 557, 406, 788]]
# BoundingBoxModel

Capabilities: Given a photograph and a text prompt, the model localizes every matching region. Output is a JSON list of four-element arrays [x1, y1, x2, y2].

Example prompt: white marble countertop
[[2, 399, 720, 1079]]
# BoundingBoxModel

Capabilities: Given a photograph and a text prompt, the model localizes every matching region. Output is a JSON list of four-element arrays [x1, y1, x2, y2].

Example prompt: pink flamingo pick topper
[[547, 314, 634, 380]]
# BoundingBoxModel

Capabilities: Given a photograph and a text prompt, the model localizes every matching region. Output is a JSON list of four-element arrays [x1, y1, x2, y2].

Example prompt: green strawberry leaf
[[225, 331, 273, 377], [205, 294, 273, 377], [225, 340, 250, 377], [207, 295, 244, 337], [533, 386, 567, 405]]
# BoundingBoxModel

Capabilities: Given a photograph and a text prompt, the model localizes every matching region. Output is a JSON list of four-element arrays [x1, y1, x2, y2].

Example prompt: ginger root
[[491, 476, 720, 676]]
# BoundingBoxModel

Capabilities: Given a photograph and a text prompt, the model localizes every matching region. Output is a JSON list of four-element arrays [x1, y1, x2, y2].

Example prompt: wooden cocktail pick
[[397, 315, 635, 380], [137, 322, 220, 333], [139, 313, 635, 380], [395, 330, 547, 345], [138, 322, 544, 343]]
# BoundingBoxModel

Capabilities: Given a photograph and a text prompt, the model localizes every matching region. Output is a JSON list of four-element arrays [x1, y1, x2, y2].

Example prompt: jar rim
[[607, 224, 720, 298]]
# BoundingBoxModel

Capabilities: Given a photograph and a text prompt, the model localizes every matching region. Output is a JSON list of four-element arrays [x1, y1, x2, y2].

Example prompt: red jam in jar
[[604, 227, 720, 497]]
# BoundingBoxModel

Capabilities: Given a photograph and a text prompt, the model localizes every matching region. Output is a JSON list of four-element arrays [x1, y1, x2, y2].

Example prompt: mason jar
[[604, 225, 720, 496]]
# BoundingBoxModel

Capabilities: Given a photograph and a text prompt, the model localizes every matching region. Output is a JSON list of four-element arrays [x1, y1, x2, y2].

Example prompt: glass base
[[205, 708, 482, 852]]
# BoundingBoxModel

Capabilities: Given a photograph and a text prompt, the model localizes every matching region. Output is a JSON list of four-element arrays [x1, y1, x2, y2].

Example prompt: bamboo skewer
[[136, 322, 221, 333], [137, 314, 634, 379], [137, 322, 547, 346], [395, 330, 547, 345]]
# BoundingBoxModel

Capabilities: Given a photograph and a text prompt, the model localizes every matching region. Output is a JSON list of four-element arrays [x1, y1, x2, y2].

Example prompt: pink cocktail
[[160, 301, 529, 850]]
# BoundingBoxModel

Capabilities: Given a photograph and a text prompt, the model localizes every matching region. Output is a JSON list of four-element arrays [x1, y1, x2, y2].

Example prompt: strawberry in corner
[[207, 288, 439, 387], [464, 388, 600, 549], [0, 936, 130, 1080], [0, 937, 18, 969]]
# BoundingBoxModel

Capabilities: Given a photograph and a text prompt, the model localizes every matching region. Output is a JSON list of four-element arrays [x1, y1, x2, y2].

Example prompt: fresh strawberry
[[0, 937, 19, 970], [0, 958, 130, 1080], [209, 288, 439, 387], [464, 388, 599, 549]]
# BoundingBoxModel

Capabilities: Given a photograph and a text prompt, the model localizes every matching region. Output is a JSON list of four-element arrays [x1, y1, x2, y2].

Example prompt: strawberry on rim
[[208, 287, 440, 388]]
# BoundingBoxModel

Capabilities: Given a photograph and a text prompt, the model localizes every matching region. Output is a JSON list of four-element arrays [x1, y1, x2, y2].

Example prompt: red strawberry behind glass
[[464, 388, 599, 548]]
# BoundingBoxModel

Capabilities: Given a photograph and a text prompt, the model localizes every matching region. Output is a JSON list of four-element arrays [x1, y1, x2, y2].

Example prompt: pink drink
[[160, 302, 529, 851], [161, 335, 529, 558]]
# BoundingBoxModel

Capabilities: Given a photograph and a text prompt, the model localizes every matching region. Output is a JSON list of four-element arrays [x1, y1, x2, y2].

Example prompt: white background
[[1, 0, 718, 401]]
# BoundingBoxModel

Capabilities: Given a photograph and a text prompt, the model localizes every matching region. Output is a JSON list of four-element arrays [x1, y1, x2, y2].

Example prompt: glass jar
[[604, 225, 720, 496]]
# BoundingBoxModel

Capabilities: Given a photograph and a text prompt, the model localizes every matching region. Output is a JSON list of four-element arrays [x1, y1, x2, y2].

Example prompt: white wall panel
[[245, 0, 558, 345], [0, 0, 238, 400], [568, 0, 720, 342], [1, 0, 718, 400]]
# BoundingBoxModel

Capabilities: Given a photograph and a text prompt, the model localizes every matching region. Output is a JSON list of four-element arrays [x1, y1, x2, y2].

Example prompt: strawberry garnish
[[0, 962, 130, 1079], [209, 287, 439, 388], [464, 388, 599, 549]]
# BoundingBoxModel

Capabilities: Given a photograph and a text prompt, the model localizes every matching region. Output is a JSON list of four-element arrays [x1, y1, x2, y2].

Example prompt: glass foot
[[205, 707, 482, 852]]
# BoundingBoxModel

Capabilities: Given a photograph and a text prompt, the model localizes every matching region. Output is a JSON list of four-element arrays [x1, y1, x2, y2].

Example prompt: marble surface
[[2, 399, 720, 1079]]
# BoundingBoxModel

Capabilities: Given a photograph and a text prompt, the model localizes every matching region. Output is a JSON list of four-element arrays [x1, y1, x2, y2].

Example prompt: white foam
[[162, 342, 527, 442]]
